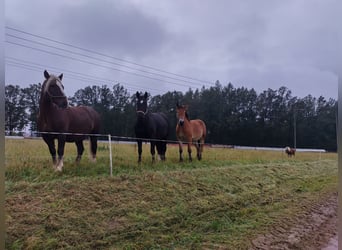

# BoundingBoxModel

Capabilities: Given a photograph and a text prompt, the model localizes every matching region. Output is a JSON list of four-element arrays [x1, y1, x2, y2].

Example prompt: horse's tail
[[89, 135, 97, 162], [201, 120, 207, 139], [88, 107, 101, 162], [160, 112, 170, 138]]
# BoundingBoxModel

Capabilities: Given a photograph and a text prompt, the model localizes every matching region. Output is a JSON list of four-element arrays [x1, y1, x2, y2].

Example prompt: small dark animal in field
[[176, 103, 206, 162], [37, 70, 101, 171], [285, 146, 296, 157], [134, 92, 170, 163]]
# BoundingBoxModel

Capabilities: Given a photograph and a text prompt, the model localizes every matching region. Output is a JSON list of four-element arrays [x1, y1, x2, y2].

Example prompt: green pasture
[[5, 138, 338, 249]]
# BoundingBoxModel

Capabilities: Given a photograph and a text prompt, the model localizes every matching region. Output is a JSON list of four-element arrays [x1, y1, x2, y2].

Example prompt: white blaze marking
[[44, 75, 65, 96]]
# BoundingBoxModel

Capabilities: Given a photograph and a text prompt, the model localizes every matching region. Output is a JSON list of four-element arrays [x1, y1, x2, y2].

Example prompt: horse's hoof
[[55, 166, 63, 172], [55, 160, 63, 172]]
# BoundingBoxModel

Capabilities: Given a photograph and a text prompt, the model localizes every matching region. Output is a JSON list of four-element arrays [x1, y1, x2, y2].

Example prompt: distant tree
[[3, 79, 338, 150], [70, 85, 104, 109], [106, 84, 132, 135], [294, 95, 317, 148], [22, 83, 42, 134], [5, 85, 28, 135], [254, 87, 292, 147], [70, 83, 134, 135], [111, 84, 130, 110], [229, 86, 258, 146], [199, 81, 225, 143], [314, 96, 337, 151]]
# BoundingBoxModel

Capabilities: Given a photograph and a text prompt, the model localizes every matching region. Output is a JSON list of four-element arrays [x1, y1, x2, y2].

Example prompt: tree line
[[5, 81, 337, 151]]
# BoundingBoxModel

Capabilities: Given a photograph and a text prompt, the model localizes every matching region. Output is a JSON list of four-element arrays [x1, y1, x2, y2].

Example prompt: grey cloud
[[54, 1, 167, 58], [5, 0, 340, 99]]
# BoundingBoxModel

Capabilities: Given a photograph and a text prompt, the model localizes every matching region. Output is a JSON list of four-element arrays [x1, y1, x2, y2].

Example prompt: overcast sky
[[5, 0, 340, 99]]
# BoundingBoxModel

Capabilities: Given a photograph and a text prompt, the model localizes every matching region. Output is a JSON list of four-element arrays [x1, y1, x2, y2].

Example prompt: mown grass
[[5, 138, 338, 249]]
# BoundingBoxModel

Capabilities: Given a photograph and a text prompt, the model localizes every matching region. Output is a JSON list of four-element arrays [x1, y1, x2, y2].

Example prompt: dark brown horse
[[134, 92, 169, 163], [285, 146, 296, 157], [176, 103, 206, 162], [37, 70, 101, 171]]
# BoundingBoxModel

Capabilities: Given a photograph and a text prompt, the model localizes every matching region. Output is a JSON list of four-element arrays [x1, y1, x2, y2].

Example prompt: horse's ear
[[44, 70, 50, 79], [136, 91, 140, 98], [58, 73, 63, 81], [144, 92, 148, 99], [184, 105, 189, 110]]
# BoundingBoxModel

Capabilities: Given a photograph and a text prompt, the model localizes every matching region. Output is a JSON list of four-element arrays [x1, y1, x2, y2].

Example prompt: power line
[[6, 26, 215, 86], [6, 33, 207, 87], [6, 61, 160, 95], [6, 40, 194, 89], [6, 56, 163, 93]]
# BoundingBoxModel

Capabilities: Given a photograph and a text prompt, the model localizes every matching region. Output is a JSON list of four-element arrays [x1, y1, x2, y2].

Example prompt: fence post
[[108, 134, 113, 177]]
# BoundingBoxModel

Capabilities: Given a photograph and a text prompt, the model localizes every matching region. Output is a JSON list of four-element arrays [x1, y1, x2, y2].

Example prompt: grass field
[[5, 138, 338, 249]]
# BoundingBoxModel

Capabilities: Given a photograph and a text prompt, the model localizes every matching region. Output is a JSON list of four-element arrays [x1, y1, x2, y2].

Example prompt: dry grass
[[5, 138, 338, 249]]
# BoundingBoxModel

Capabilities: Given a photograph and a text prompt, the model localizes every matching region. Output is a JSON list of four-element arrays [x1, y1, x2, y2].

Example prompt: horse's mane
[[185, 111, 190, 121]]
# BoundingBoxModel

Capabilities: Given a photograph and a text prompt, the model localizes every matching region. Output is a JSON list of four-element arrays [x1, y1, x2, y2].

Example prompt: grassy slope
[[5, 139, 338, 249]]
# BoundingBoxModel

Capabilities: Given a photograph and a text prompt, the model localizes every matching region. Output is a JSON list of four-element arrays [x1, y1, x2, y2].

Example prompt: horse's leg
[[90, 136, 98, 162], [75, 140, 84, 163], [198, 136, 205, 160], [178, 140, 183, 162], [43, 136, 57, 167], [155, 141, 166, 161], [161, 141, 167, 161], [56, 135, 66, 171], [137, 140, 142, 163], [187, 137, 192, 162], [150, 141, 156, 163], [156, 142, 162, 161], [196, 140, 201, 160], [157, 141, 166, 161]]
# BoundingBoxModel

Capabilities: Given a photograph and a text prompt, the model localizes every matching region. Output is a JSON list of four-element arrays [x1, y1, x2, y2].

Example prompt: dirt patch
[[250, 192, 337, 249]]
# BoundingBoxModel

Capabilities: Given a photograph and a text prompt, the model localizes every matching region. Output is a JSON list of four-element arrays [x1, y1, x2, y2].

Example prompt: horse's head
[[136, 91, 148, 117], [176, 102, 189, 126], [41, 70, 68, 108]]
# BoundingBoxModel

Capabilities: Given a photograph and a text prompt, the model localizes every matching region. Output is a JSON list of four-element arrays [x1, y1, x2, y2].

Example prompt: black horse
[[135, 92, 169, 163], [37, 70, 101, 171]]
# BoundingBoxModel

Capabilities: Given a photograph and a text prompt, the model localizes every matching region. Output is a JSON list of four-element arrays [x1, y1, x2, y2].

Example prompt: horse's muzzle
[[136, 110, 146, 118], [179, 119, 184, 126], [60, 102, 68, 109], [55, 98, 68, 109]]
